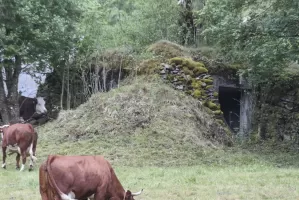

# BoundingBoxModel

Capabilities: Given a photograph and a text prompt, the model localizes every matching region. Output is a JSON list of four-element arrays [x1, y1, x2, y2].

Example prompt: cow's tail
[[46, 155, 72, 200]]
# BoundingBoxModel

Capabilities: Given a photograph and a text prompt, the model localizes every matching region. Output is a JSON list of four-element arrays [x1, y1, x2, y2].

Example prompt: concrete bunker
[[218, 86, 241, 133], [213, 75, 253, 136]]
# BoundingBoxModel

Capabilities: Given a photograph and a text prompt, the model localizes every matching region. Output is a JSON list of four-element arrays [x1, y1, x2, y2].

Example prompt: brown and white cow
[[0, 123, 38, 171], [19, 96, 48, 121], [39, 155, 143, 200]]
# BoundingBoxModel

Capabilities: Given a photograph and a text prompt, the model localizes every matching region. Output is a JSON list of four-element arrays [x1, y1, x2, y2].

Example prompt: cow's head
[[35, 97, 47, 114], [125, 189, 143, 200]]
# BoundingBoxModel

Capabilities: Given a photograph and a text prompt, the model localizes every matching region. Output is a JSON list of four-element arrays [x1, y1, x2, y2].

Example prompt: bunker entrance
[[218, 86, 241, 133]]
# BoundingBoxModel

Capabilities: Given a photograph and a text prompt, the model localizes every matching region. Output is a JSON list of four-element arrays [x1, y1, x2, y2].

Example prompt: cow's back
[[45, 155, 112, 199], [2, 123, 35, 147]]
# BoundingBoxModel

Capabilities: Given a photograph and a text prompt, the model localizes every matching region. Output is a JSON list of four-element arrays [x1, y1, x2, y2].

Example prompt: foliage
[[0, 0, 81, 67], [77, 0, 181, 53], [197, 0, 299, 88], [0, 0, 82, 122]]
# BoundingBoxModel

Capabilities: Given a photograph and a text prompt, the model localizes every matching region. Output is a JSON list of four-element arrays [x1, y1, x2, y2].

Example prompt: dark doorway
[[218, 86, 241, 133]]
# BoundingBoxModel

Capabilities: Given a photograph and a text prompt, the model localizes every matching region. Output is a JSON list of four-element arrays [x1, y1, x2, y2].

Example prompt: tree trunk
[[6, 55, 22, 122], [0, 67, 10, 123], [66, 60, 70, 110], [60, 64, 65, 110], [178, 0, 196, 46]]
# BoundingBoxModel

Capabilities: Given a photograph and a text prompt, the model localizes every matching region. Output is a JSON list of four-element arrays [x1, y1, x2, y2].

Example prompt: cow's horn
[[131, 189, 143, 196]]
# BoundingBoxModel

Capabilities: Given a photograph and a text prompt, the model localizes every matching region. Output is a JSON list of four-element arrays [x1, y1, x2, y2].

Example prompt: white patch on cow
[[35, 97, 47, 114], [88, 194, 95, 200], [20, 164, 25, 171], [29, 142, 37, 162], [17, 146, 21, 155], [60, 191, 77, 200], [2, 163, 6, 168]]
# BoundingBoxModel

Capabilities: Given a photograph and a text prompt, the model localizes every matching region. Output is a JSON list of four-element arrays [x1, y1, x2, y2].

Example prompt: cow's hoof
[[20, 164, 25, 171], [2, 163, 6, 169], [16, 167, 20, 170]]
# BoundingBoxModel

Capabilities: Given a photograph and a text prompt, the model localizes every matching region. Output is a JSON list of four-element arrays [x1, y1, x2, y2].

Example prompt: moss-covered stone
[[205, 101, 218, 111], [206, 85, 213, 90], [213, 92, 219, 97], [202, 79, 213, 85], [169, 57, 208, 77], [137, 59, 161, 75], [191, 80, 202, 89], [170, 57, 185, 65], [192, 89, 202, 98], [213, 110, 223, 115], [216, 119, 225, 126], [182, 67, 194, 76], [166, 74, 175, 81]]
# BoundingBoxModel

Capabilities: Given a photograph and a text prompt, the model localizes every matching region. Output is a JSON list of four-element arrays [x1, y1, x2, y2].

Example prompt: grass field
[[0, 147, 299, 200], [1, 78, 299, 199]]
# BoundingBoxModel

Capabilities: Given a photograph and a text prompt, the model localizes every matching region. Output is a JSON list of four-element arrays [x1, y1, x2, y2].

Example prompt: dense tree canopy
[[0, 0, 82, 122], [198, 0, 299, 87]]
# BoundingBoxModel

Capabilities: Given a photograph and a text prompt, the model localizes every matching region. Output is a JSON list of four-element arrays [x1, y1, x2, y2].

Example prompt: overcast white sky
[[18, 73, 46, 98]]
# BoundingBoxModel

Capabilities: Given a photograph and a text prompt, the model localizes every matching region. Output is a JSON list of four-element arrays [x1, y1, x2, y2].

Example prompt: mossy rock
[[191, 80, 202, 89], [177, 76, 186, 82], [206, 85, 214, 90], [169, 57, 185, 65], [137, 59, 161, 75], [216, 119, 225, 126], [192, 89, 202, 98], [183, 67, 194, 76], [202, 79, 213, 85], [169, 57, 208, 76], [213, 110, 223, 115], [166, 74, 175, 81], [213, 92, 219, 97], [201, 94, 208, 100], [205, 101, 218, 111]]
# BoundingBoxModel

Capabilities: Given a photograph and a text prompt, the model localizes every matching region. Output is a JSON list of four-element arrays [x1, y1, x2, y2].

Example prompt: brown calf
[[0, 123, 38, 171]]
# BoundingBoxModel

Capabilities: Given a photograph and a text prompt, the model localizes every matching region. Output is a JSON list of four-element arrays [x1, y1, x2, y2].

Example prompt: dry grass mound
[[37, 76, 232, 166], [147, 40, 191, 59]]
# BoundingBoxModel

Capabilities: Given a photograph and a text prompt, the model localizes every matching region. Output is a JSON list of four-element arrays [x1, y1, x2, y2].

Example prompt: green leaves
[[198, 0, 299, 88], [0, 0, 82, 69]]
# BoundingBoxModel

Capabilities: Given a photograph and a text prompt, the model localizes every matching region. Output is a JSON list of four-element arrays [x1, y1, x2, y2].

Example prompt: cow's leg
[[28, 142, 37, 171], [16, 153, 20, 170], [2, 147, 7, 169], [29, 157, 34, 171], [20, 150, 27, 171]]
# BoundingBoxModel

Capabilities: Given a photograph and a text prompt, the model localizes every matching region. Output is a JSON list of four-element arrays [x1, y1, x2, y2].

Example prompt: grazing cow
[[0, 123, 38, 171], [39, 155, 143, 200], [18, 96, 48, 121]]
